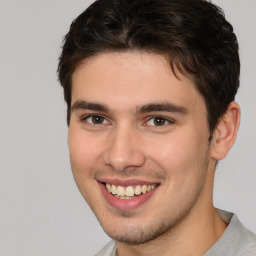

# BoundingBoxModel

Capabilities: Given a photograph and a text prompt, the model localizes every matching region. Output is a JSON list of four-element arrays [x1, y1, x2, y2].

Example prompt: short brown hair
[[57, 0, 240, 134]]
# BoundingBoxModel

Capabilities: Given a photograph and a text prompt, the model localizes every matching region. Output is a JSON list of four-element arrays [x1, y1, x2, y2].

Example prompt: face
[[68, 52, 215, 244]]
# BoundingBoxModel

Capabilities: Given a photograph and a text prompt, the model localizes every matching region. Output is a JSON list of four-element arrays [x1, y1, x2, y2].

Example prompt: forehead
[[71, 51, 205, 113]]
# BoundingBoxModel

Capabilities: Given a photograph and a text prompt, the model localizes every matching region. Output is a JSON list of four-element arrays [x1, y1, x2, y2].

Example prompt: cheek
[[149, 133, 205, 170], [68, 129, 103, 172], [149, 134, 209, 210], [68, 129, 104, 204], [148, 131, 209, 192]]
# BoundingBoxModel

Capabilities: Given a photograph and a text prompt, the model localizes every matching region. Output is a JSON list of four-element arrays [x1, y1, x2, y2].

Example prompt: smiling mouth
[[104, 183, 157, 199]]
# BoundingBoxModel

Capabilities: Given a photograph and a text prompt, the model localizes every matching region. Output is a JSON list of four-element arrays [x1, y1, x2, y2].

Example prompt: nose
[[103, 125, 146, 172]]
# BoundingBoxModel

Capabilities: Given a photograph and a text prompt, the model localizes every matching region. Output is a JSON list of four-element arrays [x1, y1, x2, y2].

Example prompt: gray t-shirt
[[95, 210, 256, 256]]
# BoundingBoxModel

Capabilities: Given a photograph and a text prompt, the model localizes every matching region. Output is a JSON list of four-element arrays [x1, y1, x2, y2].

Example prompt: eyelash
[[81, 114, 174, 128]]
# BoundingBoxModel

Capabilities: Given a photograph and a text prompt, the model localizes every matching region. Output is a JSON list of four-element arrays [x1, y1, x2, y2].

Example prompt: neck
[[116, 166, 227, 256], [116, 207, 226, 256]]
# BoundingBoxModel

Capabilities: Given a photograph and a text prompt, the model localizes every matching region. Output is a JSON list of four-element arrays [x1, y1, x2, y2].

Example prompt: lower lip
[[99, 182, 158, 212]]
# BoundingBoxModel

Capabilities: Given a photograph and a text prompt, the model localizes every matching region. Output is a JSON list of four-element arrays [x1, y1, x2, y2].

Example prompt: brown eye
[[153, 117, 167, 126], [146, 116, 173, 127], [83, 115, 108, 125], [91, 115, 105, 124]]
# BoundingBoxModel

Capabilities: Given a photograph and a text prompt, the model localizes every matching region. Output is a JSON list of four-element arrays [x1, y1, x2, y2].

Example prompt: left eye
[[146, 116, 172, 126], [83, 115, 108, 125]]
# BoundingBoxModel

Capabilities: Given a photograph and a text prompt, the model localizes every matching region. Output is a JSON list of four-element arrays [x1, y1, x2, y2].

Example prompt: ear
[[210, 101, 241, 160]]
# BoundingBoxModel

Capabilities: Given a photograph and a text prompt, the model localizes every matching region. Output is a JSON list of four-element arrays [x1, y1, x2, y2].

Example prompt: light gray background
[[0, 0, 255, 255]]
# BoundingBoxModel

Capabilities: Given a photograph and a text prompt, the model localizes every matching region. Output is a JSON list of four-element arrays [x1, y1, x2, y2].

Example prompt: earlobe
[[210, 101, 241, 160]]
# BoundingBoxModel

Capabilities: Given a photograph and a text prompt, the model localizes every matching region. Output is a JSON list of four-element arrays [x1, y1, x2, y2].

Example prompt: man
[[57, 0, 256, 255]]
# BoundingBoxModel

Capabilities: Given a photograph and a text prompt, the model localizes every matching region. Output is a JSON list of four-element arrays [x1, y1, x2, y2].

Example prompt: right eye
[[82, 115, 109, 125]]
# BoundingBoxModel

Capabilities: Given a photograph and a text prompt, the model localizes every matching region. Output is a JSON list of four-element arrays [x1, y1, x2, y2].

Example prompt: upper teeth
[[105, 183, 156, 197]]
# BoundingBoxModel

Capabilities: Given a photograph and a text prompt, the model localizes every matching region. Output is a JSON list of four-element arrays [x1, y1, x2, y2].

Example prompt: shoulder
[[205, 209, 256, 256], [95, 240, 116, 256], [236, 226, 256, 256], [228, 212, 256, 255]]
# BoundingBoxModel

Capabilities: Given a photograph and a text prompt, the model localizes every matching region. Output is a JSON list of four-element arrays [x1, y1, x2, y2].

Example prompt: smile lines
[[105, 183, 157, 199]]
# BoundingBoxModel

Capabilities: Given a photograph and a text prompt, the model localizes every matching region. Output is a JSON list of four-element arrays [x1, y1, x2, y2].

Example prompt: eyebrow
[[71, 100, 188, 115], [136, 103, 188, 115], [71, 100, 109, 113]]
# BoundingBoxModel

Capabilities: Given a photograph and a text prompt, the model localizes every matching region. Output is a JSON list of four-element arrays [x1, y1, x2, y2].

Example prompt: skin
[[68, 51, 240, 256]]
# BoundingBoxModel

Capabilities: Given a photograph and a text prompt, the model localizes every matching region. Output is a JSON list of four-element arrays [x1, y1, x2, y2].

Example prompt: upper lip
[[97, 178, 160, 187]]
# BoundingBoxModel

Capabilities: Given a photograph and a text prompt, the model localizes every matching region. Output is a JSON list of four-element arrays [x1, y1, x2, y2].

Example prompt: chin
[[98, 212, 178, 245]]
